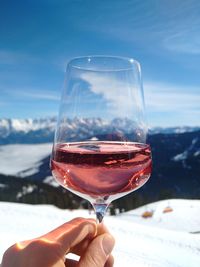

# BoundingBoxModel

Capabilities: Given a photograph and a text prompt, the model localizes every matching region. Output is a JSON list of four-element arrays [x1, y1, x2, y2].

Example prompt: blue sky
[[0, 0, 200, 127]]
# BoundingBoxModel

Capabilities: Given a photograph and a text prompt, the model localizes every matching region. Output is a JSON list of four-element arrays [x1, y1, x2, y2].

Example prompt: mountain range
[[0, 117, 199, 144], [0, 117, 199, 210]]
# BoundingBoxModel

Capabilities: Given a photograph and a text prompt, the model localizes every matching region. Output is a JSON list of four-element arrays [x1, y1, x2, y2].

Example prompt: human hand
[[1, 217, 115, 267]]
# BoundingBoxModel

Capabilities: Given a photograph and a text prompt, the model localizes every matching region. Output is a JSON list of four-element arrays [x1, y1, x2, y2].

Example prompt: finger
[[104, 254, 114, 267], [97, 222, 110, 236], [41, 217, 97, 255], [65, 258, 78, 267], [70, 238, 91, 255], [71, 221, 110, 255], [78, 233, 115, 267]]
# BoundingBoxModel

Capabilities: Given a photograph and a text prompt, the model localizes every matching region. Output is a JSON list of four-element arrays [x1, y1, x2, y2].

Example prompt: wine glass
[[51, 55, 152, 223]]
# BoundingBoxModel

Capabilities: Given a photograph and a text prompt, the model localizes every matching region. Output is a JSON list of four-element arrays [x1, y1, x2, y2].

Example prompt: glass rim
[[67, 55, 141, 72]]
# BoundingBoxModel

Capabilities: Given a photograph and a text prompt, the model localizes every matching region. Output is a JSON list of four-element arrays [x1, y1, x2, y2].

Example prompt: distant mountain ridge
[[0, 120, 199, 210], [0, 118, 55, 144], [0, 117, 199, 144]]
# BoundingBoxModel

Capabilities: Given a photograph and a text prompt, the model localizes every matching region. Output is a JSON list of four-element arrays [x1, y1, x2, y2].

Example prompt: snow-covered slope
[[149, 126, 200, 134], [0, 143, 52, 176], [0, 199, 200, 267], [120, 199, 200, 233]]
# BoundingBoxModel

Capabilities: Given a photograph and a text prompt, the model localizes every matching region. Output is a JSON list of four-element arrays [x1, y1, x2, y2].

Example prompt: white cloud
[[144, 81, 200, 112], [0, 50, 41, 65], [81, 73, 200, 116], [77, 0, 200, 55], [141, 81, 200, 127], [80, 72, 145, 119], [21, 91, 60, 101], [80, 73, 200, 126], [163, 29, 200, 55], [7, 89, 60, 101]]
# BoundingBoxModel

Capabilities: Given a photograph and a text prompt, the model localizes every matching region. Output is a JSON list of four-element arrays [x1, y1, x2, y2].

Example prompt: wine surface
[[51, 142, 152, 202]]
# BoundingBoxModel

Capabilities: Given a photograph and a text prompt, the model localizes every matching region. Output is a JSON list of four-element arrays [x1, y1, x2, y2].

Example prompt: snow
[[173, 151, 188, 161], [1, 118, 199, 144], [194, 151, 200, 157], [149, 126, 200, 135], [120, 199, 200, 233], [0, 143, 52, 176], [0, 199, 200, 266], [0, 118, 56, 135], [43, 176, 60, 187], [172, 137, 200, 162]]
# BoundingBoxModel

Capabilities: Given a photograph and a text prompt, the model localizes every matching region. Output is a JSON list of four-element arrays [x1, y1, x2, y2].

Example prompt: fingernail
[[102, 234, 115, 255]]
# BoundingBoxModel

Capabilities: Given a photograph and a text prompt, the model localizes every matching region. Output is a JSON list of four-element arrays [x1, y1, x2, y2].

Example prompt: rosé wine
[[51, 141, 152, 203]]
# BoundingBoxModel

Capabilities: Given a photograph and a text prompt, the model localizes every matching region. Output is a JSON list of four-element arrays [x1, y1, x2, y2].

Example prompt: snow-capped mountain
[[0, 117, 140, 144], [0, 118, 56, 136], [0, 117, 199, 209], [0, 118, 56, 144], [0, 117, 199, 144], [149, 126, 200, 134]]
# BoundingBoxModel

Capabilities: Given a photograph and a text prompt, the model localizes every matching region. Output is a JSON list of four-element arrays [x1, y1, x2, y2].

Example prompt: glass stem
[[93, 203, 108, 223]]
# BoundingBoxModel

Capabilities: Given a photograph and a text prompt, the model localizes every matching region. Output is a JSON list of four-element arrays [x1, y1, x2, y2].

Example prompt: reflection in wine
[[51, 141, 152, 205]]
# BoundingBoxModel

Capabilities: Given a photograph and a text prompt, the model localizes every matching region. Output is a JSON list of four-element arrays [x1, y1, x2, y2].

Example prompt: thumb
[[78, 233, 115, 267]]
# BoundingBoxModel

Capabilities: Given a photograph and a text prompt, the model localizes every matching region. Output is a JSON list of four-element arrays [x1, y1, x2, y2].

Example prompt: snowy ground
[[0, 199, 200, 267], [0, 143, 52, 176]]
